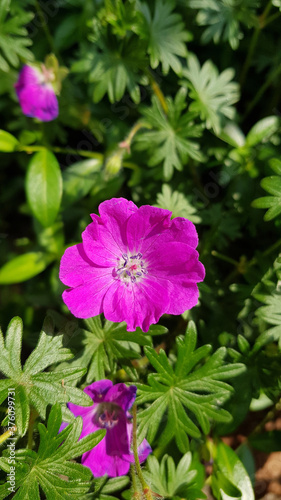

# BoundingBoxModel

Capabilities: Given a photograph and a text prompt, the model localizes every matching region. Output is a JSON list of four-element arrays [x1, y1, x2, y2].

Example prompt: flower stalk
[[239, 0, 275, 89], [146, 71, 168, 114], [35, 0, 56, 54], [0, 426, 17, 445], [132, 404, 153, 500]]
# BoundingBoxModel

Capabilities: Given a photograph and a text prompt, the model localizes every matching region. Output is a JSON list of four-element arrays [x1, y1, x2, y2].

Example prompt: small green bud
[[105, 150, 124, 177]]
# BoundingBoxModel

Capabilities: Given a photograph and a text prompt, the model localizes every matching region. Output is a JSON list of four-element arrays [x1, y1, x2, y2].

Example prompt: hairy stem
[[0, 426, 17, 445], [27, 409, 38, 450], [132, 404, 153, 500], [131, 464, 142, 499]]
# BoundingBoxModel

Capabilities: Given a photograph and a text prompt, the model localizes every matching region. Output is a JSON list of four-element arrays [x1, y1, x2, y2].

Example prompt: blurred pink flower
[[15, 65, 58, 122], [59, 198, 205, 331], [60, 380, 151, 477]]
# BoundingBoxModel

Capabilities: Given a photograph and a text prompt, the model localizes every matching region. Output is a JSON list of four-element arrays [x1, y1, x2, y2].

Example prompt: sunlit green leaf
[[25, 150, 62, 227]]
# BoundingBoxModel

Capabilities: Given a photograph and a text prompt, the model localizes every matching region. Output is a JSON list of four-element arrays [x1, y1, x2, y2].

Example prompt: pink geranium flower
[[59, 198, 205, 331], [60, 380, 151, 477], [15, 65, 58, 122]]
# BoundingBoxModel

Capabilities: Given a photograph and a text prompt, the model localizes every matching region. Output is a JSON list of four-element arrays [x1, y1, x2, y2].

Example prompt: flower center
[[40, 64, 55, 84], [113, 253, 147, 284], [94, 402, 120, 429]]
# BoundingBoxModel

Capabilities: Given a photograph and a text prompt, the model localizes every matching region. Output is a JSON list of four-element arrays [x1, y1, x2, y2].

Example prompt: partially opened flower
[[15, 64, 58, 122], [60, 198, 205, 331], [60, 380, 151, 477]]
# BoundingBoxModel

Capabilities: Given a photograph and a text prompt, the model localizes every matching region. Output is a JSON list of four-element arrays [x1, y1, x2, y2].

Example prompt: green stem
[[0, 427, 17, 445], [244, 62, 281, 118], [249, 394, 281, 436], [132, 404, 153, 500], [125, 121, 147, 147], [19, 144, 104, 161], [27, 409, 38, 450], [239, 0, 273, 89], [263, 10, 281, 27], [146, 71, 168, 114], [239, 27, 260, 88], [130, 464, 142, 499], [20, 137, 142, 172], [35, 0, 56, 54], [119, 121, 151, 155], [262, 237, 281, 257], [211, 250, 239, 267]]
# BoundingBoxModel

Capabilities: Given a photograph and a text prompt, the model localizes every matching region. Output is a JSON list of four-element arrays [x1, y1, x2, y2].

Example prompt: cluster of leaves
[[0, 0, 33, 72], [136, 322, 245, 451], [0, 404, 105, 500], [72, 0, 189, 103], [0, 316, 92, 436], [189, 0, 260, 49], [135, 88, 205, 180]]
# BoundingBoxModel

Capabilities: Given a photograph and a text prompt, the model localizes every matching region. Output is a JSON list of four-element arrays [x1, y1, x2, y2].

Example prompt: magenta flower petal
[[103, 277, 169, 331], [137, 436, 152, 462], [123, 423, 152, 463], [15, 65, 40, 91], [94, 198, 137, 251], [84, 380, 113, 401], [168, 217, 199, 248], [82, 220, 120, 266], [104, 384, 137, 411], [82, 440, 131, 477], [126, 205, 172, 255], [105, 410, 130, 456], [148, 242, 205, 282], [60, 198, 205, 331], [15, 64, 58, 122], [61, 380, 151, 478], [164, 282, 200, 315], [62, 271, 112, 318], [59, 243, 102, 287]]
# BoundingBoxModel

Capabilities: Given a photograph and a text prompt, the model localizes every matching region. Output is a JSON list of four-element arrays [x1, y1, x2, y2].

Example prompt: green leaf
[[246, 116, 280, 147], [218, 122, 246, 148], [0, 130, 19, 152], [236, 443, 255, 487], [62, 158, 102, 207], [4, 317, 22, 384], [0, 252, 54, 284], [53, 314, 154, 384], [0, 316, 91, 435], [25, 150, 63, 227], [189, 0, 259, 50], [0, 404, 105, 499], [0, 5, 34, 72], [215, 441, 255, 500], [254, 291, 281, 347], [136, 0, 189, 74], [181, 54, 240, 134], [212, 470, 241, 498], [135, 88, 204, 180], [143, 453, 205, 499], [72, 34, 146, 104], [14, 385, 30, 436], [155, 184, 201, 223], [136, 321, 245, 448], [249, 430, 281, 452]]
